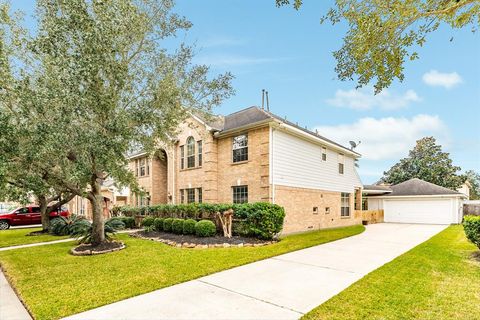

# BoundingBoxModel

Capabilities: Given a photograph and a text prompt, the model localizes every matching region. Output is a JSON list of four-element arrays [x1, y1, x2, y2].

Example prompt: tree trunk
[[38, 195, 50, 232], [89, 178, 105, 246]]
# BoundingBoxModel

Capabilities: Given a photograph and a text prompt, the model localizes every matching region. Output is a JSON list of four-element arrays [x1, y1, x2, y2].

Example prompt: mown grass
[[0, 228, 68, 248], [303, 225, 480, 320], [0, 225, 364, 319]]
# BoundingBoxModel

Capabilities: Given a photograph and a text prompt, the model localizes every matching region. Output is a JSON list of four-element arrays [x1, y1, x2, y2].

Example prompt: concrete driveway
[[64, 223, 447, 320]]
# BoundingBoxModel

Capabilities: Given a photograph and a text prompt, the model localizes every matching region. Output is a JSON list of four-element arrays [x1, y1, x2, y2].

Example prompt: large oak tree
[[0, 0, 233, 245], [276, 0, 479, 92]]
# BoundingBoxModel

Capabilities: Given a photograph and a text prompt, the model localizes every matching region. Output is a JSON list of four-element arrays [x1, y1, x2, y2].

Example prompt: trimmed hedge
[[172, 218, 184, 234], [141, 216, 155, 228], [163, 218, 174, 232], [183, 219, 196, 235], [154, 218, 164, 231], [195, 220, 216, 237], [118, 216, 135, 229], [115, 202, 285, 239], [463, 215, 480, 250]]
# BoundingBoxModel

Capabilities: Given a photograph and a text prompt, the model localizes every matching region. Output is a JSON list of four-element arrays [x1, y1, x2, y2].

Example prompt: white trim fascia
[[369, 194, 467, 199], [271, 121, 360, 158]]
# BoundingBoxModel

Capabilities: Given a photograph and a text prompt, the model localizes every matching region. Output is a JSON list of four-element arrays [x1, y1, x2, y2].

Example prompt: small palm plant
[[71, 218, 125, 244], [49, 215, 89, 236]]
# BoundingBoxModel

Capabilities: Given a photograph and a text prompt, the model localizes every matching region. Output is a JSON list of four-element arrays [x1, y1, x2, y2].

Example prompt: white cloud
[[326, 87, 421, 110], [314, 114, 448, 161], [422, 70, 463, 89]]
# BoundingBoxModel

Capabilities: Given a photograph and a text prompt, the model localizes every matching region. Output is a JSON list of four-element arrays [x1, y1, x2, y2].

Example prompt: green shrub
[[195, 220, 216, 237], [114, 202, 285, 240], [233, 202, 285, 239], [154, 218, 164, 231], [118, 216, 135, 229], [49, 215, 90, 236], [463, 215, 480, 250], [141, 216, 155, 228], [172, 219, 184, 234], [183, 219, 196, 235], [163, 218, 174, 232]]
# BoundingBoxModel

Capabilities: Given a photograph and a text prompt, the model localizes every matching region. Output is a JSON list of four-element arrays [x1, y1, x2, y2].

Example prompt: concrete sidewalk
[[64, 223, 447, 320], [0, 229, 140, 252], [0, 269, 32, 320]]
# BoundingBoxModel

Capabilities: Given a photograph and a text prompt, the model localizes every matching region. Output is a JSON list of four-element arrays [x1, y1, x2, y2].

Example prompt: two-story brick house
[[128, 106, 363, 234]]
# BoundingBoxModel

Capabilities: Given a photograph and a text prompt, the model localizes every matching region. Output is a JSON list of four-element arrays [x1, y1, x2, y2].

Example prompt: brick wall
[[216, 126, 270, 203], [274, 185, 361, 234]]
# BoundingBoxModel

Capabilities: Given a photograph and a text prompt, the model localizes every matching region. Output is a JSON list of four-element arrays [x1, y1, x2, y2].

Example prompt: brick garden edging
[[129, 232, 275, 249]]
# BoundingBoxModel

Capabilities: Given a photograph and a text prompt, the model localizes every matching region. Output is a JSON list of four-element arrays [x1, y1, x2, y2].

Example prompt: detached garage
[[364, 178, 466, 225]]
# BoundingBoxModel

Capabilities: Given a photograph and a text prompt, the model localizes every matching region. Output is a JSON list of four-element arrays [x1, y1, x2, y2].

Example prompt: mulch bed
[[27, 230, 49, 236], [70, 241, 125, 256], [131, 230, 276, 248]]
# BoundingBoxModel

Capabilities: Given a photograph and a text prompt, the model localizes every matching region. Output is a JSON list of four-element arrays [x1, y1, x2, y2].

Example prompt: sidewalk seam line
[[197, 279, 305, 316]]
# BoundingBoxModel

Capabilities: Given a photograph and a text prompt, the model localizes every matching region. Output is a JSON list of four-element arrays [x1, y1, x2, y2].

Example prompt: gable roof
[[367, 178, 463, 197]]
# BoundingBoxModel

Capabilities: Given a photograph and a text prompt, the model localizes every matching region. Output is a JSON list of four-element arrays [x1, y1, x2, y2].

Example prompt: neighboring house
[[364, 178, 466, 224], [127, 106, 363, 234], [457, 181, 471, 199], [68, 178, 129, 219]]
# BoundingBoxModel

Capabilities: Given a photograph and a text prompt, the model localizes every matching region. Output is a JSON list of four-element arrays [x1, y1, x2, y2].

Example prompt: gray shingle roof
[[369, 178, 461, 197], [220, 106, 358, 155], [363, 185, 392, 191]]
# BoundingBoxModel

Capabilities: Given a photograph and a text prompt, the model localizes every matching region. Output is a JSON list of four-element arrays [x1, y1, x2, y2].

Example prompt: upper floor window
[[232, 134, 248, 163], [180, 146, 185, 170], [338, 153, 344, 174], [232, 185, 248, 204], [322, 147, 327, 161], [197, 141, 203, 167], [186, 137, 195, 168], [135, 157, 149, 177], [341, 192, 350, 217]]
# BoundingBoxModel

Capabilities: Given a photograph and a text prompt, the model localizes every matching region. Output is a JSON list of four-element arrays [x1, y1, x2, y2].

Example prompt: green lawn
[[0, 228, 68, 248], [303, 225, 480, 320], [0, 225, 364, 320]]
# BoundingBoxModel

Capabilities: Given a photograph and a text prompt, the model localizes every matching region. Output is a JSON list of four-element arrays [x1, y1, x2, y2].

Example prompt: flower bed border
[[70, 242, 126, 256], [130, 232, 275, 249]]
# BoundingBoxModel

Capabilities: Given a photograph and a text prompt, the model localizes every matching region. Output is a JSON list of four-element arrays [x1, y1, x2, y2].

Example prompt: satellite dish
[[349, 141, 361, 150]]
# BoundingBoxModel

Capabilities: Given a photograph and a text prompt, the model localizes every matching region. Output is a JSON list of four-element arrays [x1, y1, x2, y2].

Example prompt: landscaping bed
[[131, 230, 274, 248], [70, 241, 125, 256]]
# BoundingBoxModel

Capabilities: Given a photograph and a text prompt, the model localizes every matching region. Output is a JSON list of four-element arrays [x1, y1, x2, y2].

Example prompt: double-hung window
[[232, 185, 248, 204], [197, 188, 202, 203], [187, 188, 195, 203], [137, 158, 149, 177], [338, 153, 344, 174], [197, 141, 203, 167], [341, 192, 350, 217], [186, 137, 195, 168], [322, 147, 327, 161], [232, 134, 248, 163], [180, 146, 185, 170]]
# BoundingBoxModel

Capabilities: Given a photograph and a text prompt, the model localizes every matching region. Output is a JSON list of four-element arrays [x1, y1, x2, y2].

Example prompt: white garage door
[[384, 198, 453, 224]]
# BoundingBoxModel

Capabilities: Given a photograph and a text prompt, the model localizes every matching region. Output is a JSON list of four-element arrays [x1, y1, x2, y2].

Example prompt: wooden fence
[[464, 204, 480, 216], [355, 209, 384, 224]]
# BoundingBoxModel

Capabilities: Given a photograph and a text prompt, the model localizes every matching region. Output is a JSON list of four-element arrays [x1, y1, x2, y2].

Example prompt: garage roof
[[368, 178, 462, 197]]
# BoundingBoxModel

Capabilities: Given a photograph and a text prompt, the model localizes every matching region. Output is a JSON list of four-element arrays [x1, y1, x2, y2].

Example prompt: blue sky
[[11, 1, 480, 183]]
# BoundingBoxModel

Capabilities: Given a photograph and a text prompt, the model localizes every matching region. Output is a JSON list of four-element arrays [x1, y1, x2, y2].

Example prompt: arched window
[[186, 136, 195, 168]]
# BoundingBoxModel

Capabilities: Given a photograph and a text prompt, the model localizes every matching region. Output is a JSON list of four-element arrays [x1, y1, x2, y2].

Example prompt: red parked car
[[0, 205, 70, 230]]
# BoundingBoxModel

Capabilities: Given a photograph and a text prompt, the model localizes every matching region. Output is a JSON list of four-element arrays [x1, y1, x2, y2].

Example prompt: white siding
[[271, 128, 362, 193]]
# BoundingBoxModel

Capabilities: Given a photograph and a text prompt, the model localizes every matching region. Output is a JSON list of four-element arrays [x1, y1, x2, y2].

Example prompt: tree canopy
[[381, 137, 465, 190], [276, 0, 480, 92], [464, 170, 480, 200], [0, 0, 233, 244]]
